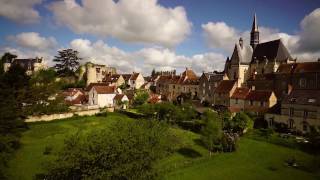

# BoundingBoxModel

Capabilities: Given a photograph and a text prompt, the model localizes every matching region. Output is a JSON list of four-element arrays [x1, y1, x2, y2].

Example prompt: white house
[[129, 73, 145, 89], [113, 94, 129, 109], [88, 85, 117, 108]]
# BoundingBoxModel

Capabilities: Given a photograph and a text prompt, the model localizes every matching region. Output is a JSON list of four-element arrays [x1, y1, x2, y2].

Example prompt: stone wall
[[25, 109, 103, 123]]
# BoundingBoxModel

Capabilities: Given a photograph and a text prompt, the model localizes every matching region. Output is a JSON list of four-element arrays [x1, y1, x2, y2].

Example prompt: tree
[[42, 120, 176, 180], [53, 49, 82, 77], [201, 110, 223, 155], [133, 90, 149, 107], [230, 112, 253, 134], [0, 52, 17, 75]]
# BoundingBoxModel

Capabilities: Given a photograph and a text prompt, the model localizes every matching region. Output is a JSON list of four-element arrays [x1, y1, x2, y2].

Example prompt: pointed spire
[[252, 13, 258, 32]]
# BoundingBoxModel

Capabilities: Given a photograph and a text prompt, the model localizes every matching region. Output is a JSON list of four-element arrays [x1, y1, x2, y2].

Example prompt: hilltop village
[[3, 15, 319, 134]]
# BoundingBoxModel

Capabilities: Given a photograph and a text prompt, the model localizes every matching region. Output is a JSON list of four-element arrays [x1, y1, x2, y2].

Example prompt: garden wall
[[25, 109, 103, 122]]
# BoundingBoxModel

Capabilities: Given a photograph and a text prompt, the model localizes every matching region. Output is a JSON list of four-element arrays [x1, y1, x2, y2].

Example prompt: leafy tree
[[0, 52, 17, 75], [53, 49, 82, 77], [230, 112, 253, 134], [43, 120, 177, 180], [133, 90, 149, 107], [201, 110, 223, 155]]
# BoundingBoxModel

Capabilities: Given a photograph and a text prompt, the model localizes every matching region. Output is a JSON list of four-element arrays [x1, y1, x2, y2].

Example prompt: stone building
[[213, 80, 237, 107], [4, 57, 46, 75], [83, 62, 116, 86], [265, 89, 320, 133], [199, 71, 227, 103]]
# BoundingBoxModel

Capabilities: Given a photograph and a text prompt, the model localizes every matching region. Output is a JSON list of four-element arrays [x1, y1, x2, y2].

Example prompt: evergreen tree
[[53, 49, 82, 77]]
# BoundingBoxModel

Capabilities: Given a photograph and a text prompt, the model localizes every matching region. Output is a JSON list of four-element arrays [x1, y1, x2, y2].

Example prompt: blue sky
[[0, 0, 319, 74]]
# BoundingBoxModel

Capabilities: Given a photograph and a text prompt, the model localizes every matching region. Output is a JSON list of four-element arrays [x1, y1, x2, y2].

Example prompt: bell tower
[[250, 13, 259, 49]]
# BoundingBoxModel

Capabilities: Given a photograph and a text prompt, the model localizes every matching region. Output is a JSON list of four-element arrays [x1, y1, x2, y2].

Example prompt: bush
[[42, 120, 177, 180]]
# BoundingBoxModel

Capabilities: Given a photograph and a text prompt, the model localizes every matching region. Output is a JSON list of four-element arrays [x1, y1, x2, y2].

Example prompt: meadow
[[6, 113, 320, 180]]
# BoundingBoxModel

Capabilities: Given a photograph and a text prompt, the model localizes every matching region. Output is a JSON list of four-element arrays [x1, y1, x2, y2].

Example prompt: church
[[224, 14, 295, 88]]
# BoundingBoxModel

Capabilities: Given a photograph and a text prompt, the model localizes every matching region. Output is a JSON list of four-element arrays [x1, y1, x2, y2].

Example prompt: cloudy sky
[[0, 0, 320, 75]]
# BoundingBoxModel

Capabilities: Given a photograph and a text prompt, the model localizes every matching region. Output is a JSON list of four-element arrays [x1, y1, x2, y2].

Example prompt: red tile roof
[[293, 61, 320, 73], [246, 90, 273, 101], [103, 74, 121, 83], [87, 83, 109, 91], [181, 68, 197, 80], [214, 80, 236, 93], [231, 87, 250, 99], [113, 94, 125, 101], [93, 86, 116, 94]]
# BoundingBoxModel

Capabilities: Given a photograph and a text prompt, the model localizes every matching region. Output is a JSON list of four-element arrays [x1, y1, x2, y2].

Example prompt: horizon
[[0, 0, 320, 74]]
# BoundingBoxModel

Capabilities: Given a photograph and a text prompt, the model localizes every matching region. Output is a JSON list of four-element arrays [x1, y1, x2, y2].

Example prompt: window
[[308, 98, 316, 103], [303, 122, 308, 131], [250, 100, 253, 106], [289, 119, 294, 129], [173, 85, 175, 89], [235, 98, 238, 104], [96, 68, 101, 73], [260, 101, 264, 107], [289, 108, 294, 117], [299, 78, 307, 88], [261, 68, 265, 74], [233, 72, 237, 79], [303, 110, 308, 118]]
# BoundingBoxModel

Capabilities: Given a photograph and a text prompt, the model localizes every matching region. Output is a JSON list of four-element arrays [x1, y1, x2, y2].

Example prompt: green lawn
[[6, 113, 320, 180]]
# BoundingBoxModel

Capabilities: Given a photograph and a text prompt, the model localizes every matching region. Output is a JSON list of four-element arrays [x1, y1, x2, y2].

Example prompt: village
[[0, 1, 319, 180]]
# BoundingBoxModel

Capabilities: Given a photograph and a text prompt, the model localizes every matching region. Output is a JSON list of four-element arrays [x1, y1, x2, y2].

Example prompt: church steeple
[[250, 13, 259, 49]]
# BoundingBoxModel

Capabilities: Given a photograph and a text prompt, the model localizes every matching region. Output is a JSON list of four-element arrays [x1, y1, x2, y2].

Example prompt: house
[[265, 89, 320, 133], [88, 85, 117, 108], [4, 57, 46, 75], [148, 94, 162, 104], [83, 62, 117, 86], [63, 88, 87, 105], [229, 87, 250, 112], [103, 74, 125, 87], [244, 90, 277, 114], [113, 94, 129, 109], [213, 80, 237, 107], [129, 72, 145, 89], [199, 71, 227, 103]]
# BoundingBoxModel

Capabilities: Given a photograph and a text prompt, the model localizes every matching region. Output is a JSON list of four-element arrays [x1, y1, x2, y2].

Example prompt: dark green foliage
[[53, 49, 82, 77], [0, 52, 17, 75], [306, 126, 320, 154], [137, 102, 197, 123], [201, 110, 223, 153], [223, 111, 253, 134], [132, 90, 149, 107], [43, 120, 176, 180]]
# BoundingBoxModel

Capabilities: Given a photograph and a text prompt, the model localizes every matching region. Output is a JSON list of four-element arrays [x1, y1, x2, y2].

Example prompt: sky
[[0, 0, 320, 75]]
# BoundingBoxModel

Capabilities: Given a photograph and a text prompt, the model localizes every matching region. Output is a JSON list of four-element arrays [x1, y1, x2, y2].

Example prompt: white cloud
[[49, 0, 191, 47], [202, 9, 320, 61], [0, 0, 42, 23], [70, 39, 226, 75], [202, 22, 238, 52], [8, 32, 57, 51], [298, 8, 320, 53]]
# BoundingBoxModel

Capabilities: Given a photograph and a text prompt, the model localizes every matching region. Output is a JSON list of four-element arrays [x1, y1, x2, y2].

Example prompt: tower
[[250, 13, 259, 49]]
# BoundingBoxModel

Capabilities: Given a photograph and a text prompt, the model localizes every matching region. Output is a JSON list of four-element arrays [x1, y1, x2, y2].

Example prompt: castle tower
[[250, 13, 259, 49]]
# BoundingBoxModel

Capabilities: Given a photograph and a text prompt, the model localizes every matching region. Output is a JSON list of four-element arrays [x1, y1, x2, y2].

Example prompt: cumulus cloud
[[298, 8, 320, 53], [0, 0, 42, 23], [8, 32, 57, 50], [202, 22, 239, 52], [70, 39, 226, 75], [49, 0, 191, 47], [202, 8, 320, 61], [1, 32, 58, 66]]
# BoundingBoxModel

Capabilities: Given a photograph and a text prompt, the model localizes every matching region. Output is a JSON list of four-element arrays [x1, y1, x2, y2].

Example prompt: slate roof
[[282, 89, 320, 106], [230, 43, 253, 65], [231, 87, 250, 99], [214, 80, 236, 93], [251, 39, 293, 63], [122, 74, 132, 81], [246, 90, 273, 101], [130, 73, 140, 80]]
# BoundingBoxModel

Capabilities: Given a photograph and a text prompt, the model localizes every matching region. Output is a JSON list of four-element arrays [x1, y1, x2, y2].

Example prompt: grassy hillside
[[6, 113, 320, 180]]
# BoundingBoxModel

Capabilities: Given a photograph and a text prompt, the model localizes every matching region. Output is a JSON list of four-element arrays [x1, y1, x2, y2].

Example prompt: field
[[6, 113, 320, 180]]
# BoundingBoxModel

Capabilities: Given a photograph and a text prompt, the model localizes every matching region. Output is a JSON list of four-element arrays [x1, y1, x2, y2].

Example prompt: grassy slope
[[6, 113, 319, 180], [165, 138, 319, 180]]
